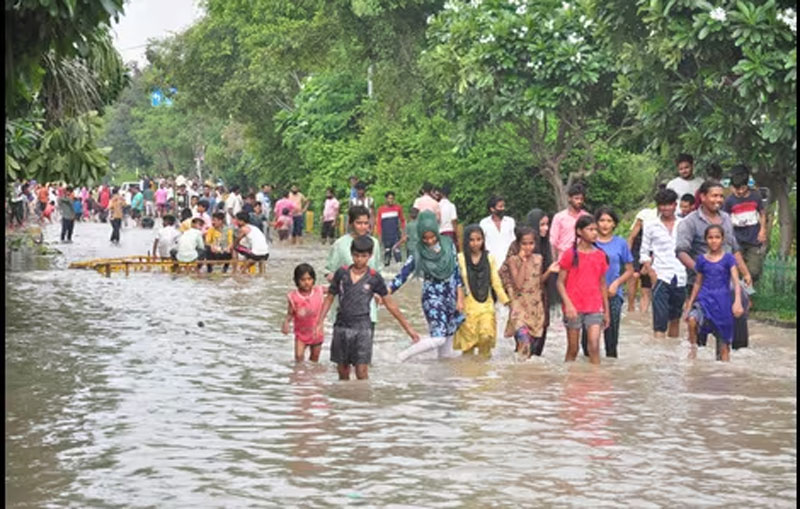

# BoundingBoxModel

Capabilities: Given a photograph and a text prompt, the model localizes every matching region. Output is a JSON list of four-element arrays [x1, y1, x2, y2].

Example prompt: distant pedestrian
[[437, 185, 459, 250], [666, 153, 703, 205], [108, 188, 124, 244], [58, 187, 76, 242], [376, 191, 405, 266], [321, 187, 340, 245]]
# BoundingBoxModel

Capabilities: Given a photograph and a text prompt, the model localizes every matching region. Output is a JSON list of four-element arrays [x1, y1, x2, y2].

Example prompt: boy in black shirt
[[316, 235, 419, 380]]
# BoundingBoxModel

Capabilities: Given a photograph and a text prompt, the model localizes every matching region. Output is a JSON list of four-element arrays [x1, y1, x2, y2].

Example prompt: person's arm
[[509, 256, 526, 292], [489, 256, 510, 305], [375, 208, 382, 237], [324, 241, 340, 282], [683, 272, 703, 319], [388, 255, 415, 294], [549, 217, 561, 260], [152, 238, 159, 258], [757, 208, 767, 245], [381, 294, 420, 342], [627, 219, 642, 250], [639, 222, 656, 280], [730, 263, 744, 317], [612, 262, 634, 297], [281, 299, 293, 335], [600, 271, 611, 329], [675, 219, 695, 271], [733, 251, 752, 287], [315, 293, 337, 336], [195, 231, 205, 252], [557, 269, 577, 320]]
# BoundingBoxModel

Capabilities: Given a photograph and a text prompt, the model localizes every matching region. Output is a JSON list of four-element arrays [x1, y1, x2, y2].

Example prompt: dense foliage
[[93, 0, 795, 249], [5, 0, 128, 187]]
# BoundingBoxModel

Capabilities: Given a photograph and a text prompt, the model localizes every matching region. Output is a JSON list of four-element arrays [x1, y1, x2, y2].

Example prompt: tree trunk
[[761, 189, 777, 255], [543, 161, 567, 211]]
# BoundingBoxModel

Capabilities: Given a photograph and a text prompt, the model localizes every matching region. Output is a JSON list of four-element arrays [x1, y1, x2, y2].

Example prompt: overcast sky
[[111, 0, 204, 67]]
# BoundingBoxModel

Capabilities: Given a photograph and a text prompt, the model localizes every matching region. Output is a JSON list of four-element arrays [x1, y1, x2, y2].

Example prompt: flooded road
[[6, 221, 797, 507]]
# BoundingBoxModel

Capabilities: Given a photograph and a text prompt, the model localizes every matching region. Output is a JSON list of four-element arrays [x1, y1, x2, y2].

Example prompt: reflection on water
[[5, 222, 797, 507]]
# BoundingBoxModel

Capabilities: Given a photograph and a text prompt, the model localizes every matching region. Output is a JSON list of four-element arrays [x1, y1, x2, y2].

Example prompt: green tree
[[421, 0, 633, 210], [603, 0, 796, 254], [5, 0, 128, 185]]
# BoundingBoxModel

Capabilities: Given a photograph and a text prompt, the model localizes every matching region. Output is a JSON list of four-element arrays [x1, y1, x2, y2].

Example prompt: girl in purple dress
[[683, 225, 744, 361]]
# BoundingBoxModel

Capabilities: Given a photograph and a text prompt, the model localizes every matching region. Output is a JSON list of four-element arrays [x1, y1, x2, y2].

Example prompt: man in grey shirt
[[676, 179, 752, 350], [58, 186, 76, 242]]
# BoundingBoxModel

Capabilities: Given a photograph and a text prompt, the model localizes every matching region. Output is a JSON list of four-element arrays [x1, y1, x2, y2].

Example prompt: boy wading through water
[[316, 236, 419, 380]]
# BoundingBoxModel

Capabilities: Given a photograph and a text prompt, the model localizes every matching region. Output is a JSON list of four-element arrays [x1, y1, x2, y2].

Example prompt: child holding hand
[[282, 263, 326, 362], [557, 215, 610, 364], [683, 225, 744, 362], [504, 227, 546, 359]]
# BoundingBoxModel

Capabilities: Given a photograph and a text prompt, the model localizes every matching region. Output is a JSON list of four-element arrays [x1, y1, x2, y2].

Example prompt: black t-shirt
[[329, 265, 388, 326]]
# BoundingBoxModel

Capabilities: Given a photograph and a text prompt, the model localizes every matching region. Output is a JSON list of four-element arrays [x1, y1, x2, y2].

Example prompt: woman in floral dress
[[389, 211, 465, 361]]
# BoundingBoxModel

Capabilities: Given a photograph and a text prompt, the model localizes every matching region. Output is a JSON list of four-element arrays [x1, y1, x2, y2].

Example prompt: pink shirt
[[155, 188, 168, 204], [323, 198, 340, 222], [288, 286, 325, 345], [412, 194, 441, 221], [274, 198, 296, 218], [550, 208, 591, 258]]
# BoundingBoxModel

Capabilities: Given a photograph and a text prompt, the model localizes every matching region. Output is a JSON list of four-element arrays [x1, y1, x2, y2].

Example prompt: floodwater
[[6, 221, 797, 508]]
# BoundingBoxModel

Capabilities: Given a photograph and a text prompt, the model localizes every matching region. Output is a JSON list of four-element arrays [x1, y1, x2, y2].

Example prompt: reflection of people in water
[[286, 365, 332, 478], [560, 369, 616, 450]]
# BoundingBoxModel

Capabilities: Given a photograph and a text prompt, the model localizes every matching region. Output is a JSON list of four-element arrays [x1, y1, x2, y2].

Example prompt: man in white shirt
[[172, 217, 206, 262], [666, 153, 703, 205], [640, 188, 686, 339], [225, 185, 243, 225], [437, 185, 459, 251], [480, 195, 516, 268], [479, 195, 516, 341], [152, 214, 181, 258]]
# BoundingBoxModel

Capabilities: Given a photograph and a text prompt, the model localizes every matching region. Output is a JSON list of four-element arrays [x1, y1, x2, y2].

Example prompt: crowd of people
[[7, 153, 768, 379], [280, 155, 767, 380]]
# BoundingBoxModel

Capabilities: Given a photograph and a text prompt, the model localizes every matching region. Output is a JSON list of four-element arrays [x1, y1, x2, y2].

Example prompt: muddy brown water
[[5, 221, 796, 507]]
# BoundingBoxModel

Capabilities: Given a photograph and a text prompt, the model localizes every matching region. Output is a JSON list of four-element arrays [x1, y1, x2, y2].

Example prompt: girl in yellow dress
[[453, 225, 509, 357]]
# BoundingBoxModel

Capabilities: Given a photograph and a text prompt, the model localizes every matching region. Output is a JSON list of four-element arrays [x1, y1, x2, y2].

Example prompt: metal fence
[[754, 254, 797, 313]]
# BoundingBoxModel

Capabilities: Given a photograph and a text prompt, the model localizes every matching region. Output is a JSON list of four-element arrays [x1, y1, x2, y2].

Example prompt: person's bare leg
[[565, 329, 580, 362], [337, 364, 350, 380], [294, 340, 306, 362], [719, 343, 730, 362], [667, 319, 680, 338], [355, 364, 369, 380], [640, 288, 652, 313], [687, 317, 698, 359], [309, 345, 322, 362], [586, 325, 601, 365]]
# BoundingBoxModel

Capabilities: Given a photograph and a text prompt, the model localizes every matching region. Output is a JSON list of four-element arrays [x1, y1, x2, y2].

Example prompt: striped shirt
[[640, 216, 687, 286]]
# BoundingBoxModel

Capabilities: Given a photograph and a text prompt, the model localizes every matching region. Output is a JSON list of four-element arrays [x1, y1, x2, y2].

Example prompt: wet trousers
[[398, 336, 457, 362]]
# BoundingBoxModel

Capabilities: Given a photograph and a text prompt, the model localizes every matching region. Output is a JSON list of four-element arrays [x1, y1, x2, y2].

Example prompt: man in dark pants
[[58, 186, 76, 242], [676, 179, 753, 354]]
